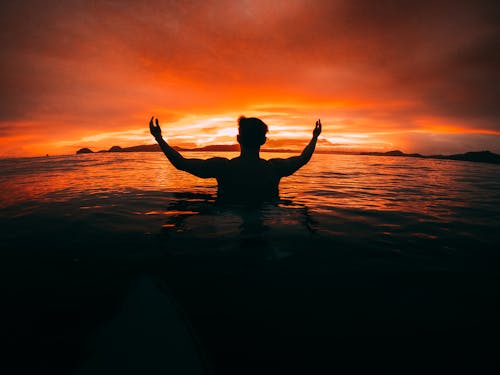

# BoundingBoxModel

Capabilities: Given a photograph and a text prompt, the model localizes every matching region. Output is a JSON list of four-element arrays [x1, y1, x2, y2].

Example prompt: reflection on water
[[2, 152, 500, 219], [2, 152, 499, 241], [1, 151, 500, 261]]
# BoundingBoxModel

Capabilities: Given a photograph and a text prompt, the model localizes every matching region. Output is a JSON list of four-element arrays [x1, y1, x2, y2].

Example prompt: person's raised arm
[[298, 119, 322, 165], [149, 117, 226, 178], [150, 117, 185, 169], [270, 119, 322, 177]]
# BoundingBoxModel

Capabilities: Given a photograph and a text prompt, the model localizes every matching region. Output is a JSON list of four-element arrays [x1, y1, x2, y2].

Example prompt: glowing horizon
[[4, 109, 499, 158]]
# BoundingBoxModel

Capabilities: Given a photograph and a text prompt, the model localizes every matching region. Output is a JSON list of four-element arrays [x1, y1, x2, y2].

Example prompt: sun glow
[[3, 109, 499, 157]]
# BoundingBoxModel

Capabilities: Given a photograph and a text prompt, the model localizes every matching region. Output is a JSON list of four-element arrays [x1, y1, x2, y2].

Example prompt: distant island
[[359, 150, 500, 164], [76, 144, 234, 154], [76, 144, 297, 154], [76, 145, 500, 165]]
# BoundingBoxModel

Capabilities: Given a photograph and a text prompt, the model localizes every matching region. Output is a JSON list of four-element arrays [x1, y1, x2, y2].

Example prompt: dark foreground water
[[1, 152, 500, 373]]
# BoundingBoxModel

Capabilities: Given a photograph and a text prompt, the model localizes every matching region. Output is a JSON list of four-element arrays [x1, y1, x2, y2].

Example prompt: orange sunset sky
[[1, 0, 499, 157]]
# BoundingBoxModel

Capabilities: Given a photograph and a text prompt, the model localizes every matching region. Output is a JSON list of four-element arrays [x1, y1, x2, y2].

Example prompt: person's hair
[[238, 116, 268, 148]]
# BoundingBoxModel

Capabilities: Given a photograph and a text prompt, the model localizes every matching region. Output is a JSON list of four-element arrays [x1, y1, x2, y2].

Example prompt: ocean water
[[1, 152, 500, 373]]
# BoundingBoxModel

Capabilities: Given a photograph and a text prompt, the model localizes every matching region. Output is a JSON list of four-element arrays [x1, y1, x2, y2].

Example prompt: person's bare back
[[149, 116, 322, 204]]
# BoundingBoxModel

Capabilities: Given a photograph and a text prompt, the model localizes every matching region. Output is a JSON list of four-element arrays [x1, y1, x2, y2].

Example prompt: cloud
[[1, 0, 500, 156]]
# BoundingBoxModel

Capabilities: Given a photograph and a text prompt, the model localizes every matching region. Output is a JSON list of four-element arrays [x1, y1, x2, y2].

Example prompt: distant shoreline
[[75, 144, 500, 164]]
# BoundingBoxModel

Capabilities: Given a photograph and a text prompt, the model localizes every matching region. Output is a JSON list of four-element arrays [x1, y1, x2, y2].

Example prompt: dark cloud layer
[[1, 0, 499, 154]]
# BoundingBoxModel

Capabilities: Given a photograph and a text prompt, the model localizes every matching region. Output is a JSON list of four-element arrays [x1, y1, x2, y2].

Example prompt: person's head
[[237, 116, 268, 149]]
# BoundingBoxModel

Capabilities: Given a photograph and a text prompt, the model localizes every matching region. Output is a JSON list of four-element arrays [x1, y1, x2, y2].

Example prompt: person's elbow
[[167, 156, 187, 171], [299, 153, 312, 166]]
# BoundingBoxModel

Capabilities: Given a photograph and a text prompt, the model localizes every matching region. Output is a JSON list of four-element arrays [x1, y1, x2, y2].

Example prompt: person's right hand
[[313, 119, 322, 138], [149, 117, 162, 139]]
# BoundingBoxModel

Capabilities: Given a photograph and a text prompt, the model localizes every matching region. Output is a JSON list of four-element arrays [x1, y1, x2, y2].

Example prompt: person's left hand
[[149, 117, 162, 139], [313, 119, 322, 138]]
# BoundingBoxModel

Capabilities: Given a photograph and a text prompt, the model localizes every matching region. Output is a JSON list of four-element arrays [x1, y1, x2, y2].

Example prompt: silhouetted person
[[149, 116, 322, 204]]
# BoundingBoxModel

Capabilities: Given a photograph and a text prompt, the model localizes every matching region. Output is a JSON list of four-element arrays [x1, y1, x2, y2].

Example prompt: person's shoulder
[[268, 157, 292, 165], [205, 157, 229, 172], [207, 157, 230, 163], [228, 156, 241, 163], [268, 156, 302, 177], [267, 158, 291, 172]]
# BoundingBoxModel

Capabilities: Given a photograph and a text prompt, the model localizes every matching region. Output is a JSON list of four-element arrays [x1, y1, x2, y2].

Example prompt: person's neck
[[240, 147, 261, 160]]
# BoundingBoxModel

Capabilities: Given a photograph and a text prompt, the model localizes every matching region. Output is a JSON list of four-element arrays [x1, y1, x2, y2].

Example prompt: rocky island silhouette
[[77, 145, 500, 165]]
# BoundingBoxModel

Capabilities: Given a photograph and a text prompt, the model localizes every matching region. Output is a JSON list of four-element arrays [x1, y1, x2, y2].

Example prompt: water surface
[[1, 152, 499, 373]]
